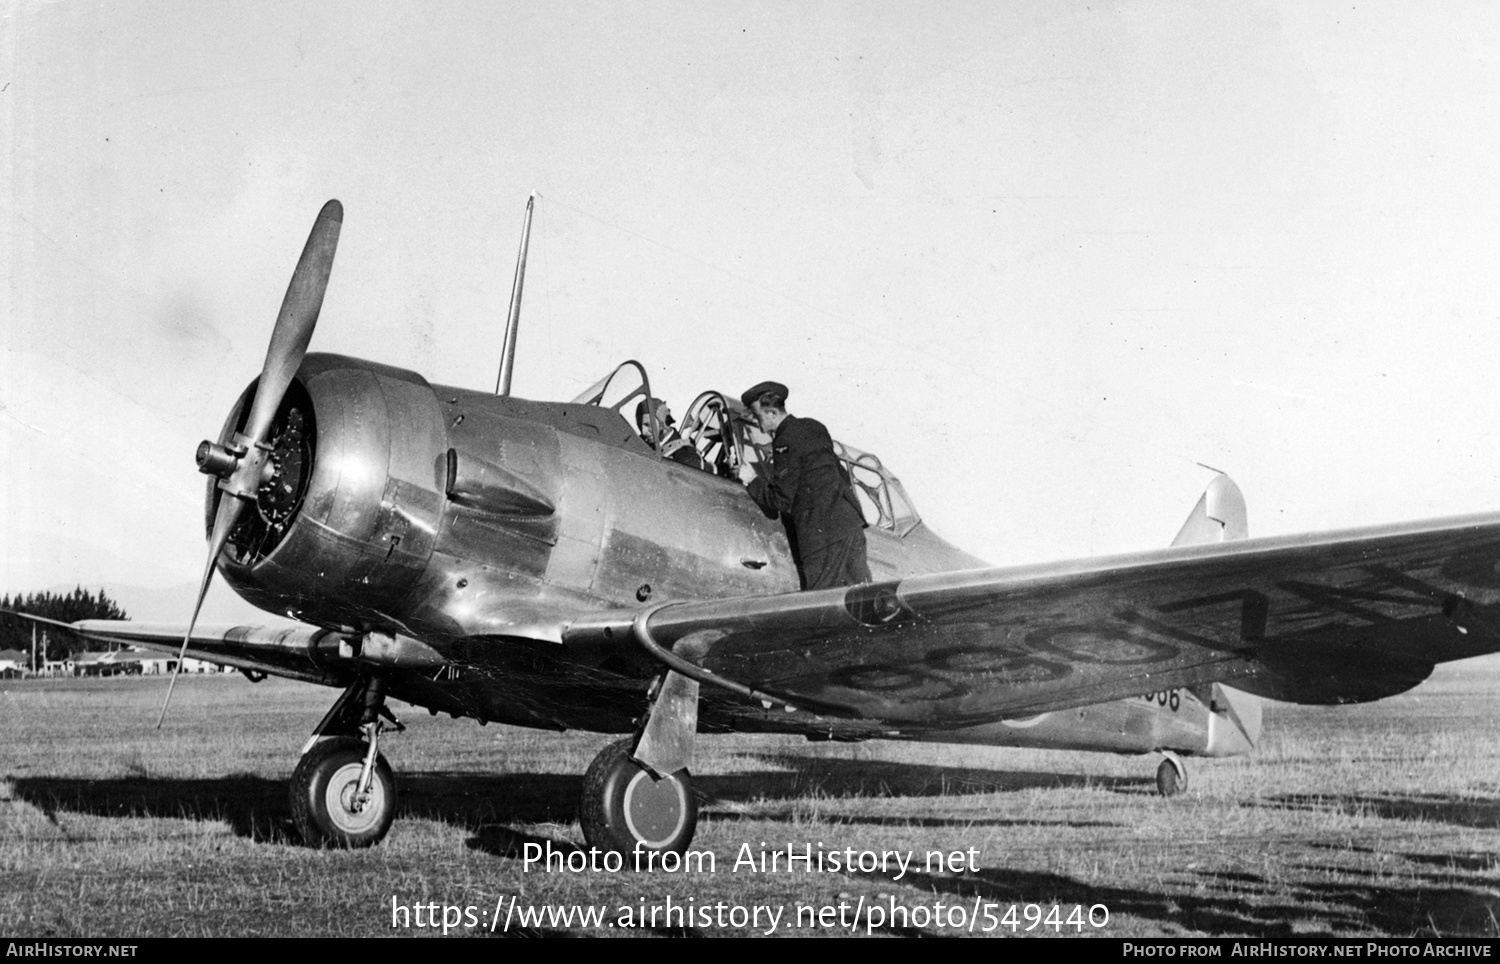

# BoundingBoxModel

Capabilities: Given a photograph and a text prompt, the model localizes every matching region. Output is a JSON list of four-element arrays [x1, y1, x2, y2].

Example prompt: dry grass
[[2, 657, 1498, 937]]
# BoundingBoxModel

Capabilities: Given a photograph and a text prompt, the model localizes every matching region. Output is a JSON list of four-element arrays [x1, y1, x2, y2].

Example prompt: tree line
[[0, 588, 130, 662]]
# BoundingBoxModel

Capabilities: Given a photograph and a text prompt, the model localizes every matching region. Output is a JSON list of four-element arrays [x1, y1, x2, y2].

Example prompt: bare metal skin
[[42, 200, 1500, 852]]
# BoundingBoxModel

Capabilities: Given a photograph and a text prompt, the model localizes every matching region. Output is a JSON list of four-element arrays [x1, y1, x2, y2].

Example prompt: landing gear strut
[[290, 675, 403, 847]]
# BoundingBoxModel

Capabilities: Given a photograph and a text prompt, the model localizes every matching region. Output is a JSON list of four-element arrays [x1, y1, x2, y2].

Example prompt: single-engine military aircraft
[[25, 199, 1500, 855]]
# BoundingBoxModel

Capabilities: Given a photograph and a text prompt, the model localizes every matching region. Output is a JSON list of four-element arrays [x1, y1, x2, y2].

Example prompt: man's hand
[[736, 462, 758, 485]]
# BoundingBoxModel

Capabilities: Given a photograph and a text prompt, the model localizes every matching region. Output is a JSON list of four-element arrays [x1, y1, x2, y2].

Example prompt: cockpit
[[572, 360, 922, 536]]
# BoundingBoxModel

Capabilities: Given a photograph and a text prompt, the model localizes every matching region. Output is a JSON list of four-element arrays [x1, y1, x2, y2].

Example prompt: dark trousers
[[800, 531, 872, 590]]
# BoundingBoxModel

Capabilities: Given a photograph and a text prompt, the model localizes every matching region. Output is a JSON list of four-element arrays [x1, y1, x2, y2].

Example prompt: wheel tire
[[579, 737, 697, 859], [1156, 757, 1187, 797], [290, 736, 397, 848]]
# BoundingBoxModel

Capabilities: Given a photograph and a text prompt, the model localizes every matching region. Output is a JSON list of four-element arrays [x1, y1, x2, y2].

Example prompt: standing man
[[736, 381, 872, 590]]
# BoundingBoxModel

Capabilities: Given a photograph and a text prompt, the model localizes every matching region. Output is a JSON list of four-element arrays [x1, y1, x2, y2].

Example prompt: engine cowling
[[207, 353, 449, 628]]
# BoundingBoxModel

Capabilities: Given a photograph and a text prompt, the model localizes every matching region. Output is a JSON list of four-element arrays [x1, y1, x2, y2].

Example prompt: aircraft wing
[[8, 615, 350, 686], [564, 513, 1500, 725]]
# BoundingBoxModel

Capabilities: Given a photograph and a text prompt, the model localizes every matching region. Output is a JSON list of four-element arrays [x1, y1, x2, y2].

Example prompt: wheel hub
[[623, 770, 688, 847], [327, 763, 384, 831]]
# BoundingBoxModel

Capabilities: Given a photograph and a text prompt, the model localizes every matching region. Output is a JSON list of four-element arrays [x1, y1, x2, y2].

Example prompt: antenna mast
[[495, 193, 535, 396]]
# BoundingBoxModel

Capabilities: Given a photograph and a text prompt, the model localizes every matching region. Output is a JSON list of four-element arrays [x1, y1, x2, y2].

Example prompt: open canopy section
[[571, 361, 922, 535]]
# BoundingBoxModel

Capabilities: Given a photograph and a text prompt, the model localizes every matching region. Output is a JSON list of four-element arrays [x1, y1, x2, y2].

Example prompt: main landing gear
[[290, 734, 396, 847], [580, 738, 698, 857], [579, 668, 703, 857], [290, 675, 404, 848]]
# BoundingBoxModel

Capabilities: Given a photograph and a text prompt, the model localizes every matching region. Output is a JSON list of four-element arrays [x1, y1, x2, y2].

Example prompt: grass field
[[3, 657, 1498, 938]]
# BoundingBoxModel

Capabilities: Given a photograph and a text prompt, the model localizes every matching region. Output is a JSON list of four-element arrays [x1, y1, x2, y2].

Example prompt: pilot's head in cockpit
[[635, 397, 675, 446]]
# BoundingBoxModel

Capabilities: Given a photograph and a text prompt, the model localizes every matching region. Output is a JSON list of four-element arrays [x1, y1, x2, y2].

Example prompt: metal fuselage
[[214, 353, 1255, 758]]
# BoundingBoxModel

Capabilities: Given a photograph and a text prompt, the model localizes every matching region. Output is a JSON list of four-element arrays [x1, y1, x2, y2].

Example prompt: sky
[[4, 1, 1500, 621]]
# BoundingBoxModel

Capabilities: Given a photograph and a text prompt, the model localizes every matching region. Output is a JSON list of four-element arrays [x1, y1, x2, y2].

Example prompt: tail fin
[[1174, 474, 1262, 752], [1171, 474, 1248, 547]]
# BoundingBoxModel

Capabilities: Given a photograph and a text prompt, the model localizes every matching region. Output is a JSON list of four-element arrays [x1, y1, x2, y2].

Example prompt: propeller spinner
[[157, 200, 343, 726]]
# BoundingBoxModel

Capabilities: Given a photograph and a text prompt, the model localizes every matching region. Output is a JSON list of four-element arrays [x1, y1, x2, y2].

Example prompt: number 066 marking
[[1140, 689, 1180, 711]]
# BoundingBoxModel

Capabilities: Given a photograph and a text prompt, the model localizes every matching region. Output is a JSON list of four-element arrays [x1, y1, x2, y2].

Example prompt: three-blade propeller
[[157, 200, 343, 727]]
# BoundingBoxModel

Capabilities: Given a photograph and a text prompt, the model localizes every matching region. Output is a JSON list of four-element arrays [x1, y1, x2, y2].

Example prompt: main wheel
[[1156, 756, 1188, 797], [580, 738, 697, 858], [290, 736, 397, 848]]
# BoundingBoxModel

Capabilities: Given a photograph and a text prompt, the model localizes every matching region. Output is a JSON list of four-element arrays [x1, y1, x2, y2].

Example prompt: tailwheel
[[580, 737, 698, 858], [1155, 750, 1188, 797], [290, 735, 397, 847]]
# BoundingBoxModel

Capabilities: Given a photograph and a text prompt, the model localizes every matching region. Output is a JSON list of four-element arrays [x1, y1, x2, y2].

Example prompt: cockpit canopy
[[573, 360, 921, 536]]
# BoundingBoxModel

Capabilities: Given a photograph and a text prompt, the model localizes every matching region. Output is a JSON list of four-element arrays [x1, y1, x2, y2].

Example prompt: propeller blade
[[241, 199, 342, 448], [160, 200, 342, 726], [156, 491, 246, 727]]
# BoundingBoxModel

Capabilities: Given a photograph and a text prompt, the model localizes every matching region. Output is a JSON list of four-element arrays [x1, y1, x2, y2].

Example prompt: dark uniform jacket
[[746, 415, 871, 590]]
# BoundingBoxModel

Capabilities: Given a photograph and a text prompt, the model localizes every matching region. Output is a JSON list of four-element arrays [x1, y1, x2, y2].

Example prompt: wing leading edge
[[42, 619, 347, 685], [564, 512, 1500, 727]]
